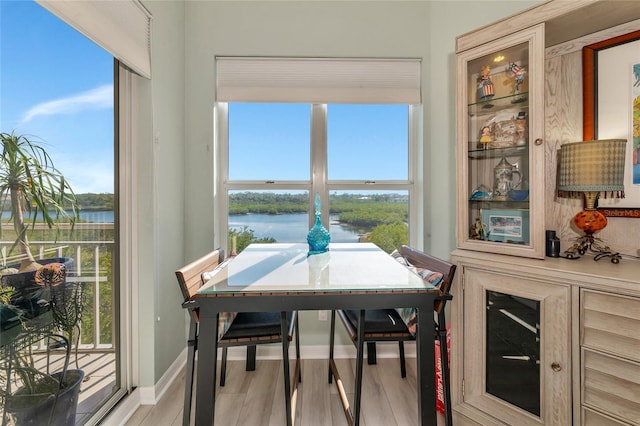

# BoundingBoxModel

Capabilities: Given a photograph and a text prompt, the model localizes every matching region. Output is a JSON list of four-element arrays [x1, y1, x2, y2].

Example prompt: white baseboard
[[139, 347, 187, 405], [103, 342, 414, 421]]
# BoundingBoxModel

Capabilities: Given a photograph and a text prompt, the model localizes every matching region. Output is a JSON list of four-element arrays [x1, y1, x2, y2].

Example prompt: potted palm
[[1, 332, 85, 426], [0, 131, 80, 321]]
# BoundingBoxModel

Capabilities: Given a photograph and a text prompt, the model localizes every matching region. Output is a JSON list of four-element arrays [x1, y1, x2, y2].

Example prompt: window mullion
[[215, 102, 229, 252], [408, 104, 422, 248], [225, 181, 311, 191], [327, 181, 411, 190], [310, 104, 328, 228]]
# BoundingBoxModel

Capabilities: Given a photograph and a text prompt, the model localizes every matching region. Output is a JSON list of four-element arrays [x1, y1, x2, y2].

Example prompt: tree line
[[229, 192, 408, 228], [229, 192, 409, 253]]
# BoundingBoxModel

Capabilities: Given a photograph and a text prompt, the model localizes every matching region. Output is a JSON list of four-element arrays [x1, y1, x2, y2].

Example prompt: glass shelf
[[468, 143, 528, 159], [468, 199, 529, 208], [468, 92, 529, 116]]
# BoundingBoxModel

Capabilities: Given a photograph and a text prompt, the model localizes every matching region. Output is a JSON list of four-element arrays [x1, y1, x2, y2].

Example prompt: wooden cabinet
[[456, 0, 640, 260], [454, 3, 640, 423], [450, 250, 640, 426], [456, 25, 545, 259], [451, 252, 571, 425]]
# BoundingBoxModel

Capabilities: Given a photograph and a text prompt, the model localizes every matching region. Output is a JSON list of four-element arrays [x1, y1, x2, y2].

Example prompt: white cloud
[[20, 84, 113, 124], [56, 157, 114, 194]]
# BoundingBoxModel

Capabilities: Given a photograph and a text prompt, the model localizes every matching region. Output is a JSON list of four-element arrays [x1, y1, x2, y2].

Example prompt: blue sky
[[229, 102, 409, 181], [0, 0, 114, 194], [1, 1, 409, 194]]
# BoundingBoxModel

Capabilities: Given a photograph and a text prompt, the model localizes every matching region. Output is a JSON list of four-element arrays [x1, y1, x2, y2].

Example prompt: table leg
[[353, 309, 365, 426], [416, 301, 437, 426], [281, 312, 293, 426], [195, 313, 218, 425]]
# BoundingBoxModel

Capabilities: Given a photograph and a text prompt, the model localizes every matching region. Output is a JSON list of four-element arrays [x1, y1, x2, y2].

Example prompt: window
[[215, 57, 421, 254], [228, 103, 310, 181], [218, 102, 420, 254], [327, 104, 408, 180]]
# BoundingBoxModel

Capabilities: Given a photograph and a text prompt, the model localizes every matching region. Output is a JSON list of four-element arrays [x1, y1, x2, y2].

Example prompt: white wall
[[137, 0, 541, 387], [137, 0, 186, 384]]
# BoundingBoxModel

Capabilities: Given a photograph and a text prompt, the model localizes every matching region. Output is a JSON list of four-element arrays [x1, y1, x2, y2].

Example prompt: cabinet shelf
[[468, 93, 529, 116], [468, 143, 528, 159], [468, 199, 529, 208]]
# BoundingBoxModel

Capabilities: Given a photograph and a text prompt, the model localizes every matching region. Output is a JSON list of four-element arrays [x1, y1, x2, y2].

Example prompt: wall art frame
[[583, 29, 640, 218]]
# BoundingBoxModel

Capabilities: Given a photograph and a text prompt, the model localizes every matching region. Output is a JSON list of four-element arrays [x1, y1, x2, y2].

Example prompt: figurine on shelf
[[477, 65, 495, 101], [515, 111, 527, 146], [470, 217, 486, 240], [470, 184, 492, 200], [507, 62, 526, 100], [479, 126, 492, 148]]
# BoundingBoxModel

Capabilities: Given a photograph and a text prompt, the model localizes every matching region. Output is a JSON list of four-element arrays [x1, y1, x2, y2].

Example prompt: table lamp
[[557, 139, 626, 263]]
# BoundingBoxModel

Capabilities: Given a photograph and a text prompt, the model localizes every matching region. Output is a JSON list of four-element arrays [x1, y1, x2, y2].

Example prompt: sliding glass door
[[0, 2, 121, 423]]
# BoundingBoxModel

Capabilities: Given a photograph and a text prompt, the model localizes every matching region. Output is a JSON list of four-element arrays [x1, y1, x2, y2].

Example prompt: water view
[[1, 210, 115, 223], [229, 213, 361, 243], [2, 210, 359, 242]]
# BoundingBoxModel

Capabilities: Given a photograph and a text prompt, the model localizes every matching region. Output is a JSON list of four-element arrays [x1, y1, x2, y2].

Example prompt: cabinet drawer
[[582, 349, 640, 424], [581, 290, 640, 363], [583, 407, 631, 426]]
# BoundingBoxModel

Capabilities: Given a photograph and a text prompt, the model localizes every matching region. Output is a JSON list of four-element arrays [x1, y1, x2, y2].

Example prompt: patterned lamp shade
[[557, 139, 626, 199]]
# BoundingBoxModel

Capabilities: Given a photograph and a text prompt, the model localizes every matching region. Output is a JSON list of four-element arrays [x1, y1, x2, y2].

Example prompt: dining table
[[194, 242, 444, 426]]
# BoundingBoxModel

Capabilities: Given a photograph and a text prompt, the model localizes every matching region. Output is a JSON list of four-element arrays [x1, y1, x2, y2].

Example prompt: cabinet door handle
[[551, 362, 562, 372], [534, 138, 543, 145]]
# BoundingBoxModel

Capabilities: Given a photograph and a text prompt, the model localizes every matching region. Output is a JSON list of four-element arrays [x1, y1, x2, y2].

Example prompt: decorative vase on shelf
[[307, 193, 330, 256]]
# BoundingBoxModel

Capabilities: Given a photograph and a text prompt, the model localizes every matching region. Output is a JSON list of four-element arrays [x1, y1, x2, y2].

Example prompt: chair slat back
[[400, 245, 456, 313], [175, 249, 225, 303]]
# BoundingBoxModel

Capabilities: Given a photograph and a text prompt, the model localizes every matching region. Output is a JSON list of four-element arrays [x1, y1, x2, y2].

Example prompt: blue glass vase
[[307, 193, 330, 255], [307, 212, 330, 255]]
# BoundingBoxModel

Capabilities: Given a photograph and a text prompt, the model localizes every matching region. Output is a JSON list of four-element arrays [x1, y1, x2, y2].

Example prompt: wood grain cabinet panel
[[581, 290, 640, 363], [582, 407, 630, 426], [581, 349, 640, 424], [581, 289, 640, 424]]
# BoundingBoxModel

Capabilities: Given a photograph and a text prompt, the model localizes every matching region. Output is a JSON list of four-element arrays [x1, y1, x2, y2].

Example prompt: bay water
[[2, 211, 360, 243], [1, 210, 115, 223], [229, 213, 361, 243]]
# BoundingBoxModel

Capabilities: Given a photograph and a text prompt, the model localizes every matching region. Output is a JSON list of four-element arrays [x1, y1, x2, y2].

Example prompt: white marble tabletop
[[198, 242, 436, 294]]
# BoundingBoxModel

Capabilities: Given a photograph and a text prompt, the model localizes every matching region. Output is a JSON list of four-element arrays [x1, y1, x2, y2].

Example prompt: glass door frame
[[461, 265, 571, 425], [456, 24, 546, 259]]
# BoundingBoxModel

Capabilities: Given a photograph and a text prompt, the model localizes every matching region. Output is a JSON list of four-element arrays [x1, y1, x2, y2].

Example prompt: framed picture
[[583, 29, 640, 218], [481, 209, 529, 243]]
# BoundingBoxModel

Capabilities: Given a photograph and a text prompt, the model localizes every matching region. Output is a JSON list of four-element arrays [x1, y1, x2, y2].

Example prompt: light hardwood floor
[[125, 358, 446, 426]]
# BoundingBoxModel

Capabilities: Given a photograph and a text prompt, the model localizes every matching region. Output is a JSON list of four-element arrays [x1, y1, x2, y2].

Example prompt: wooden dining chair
[[175, 248, 301, 426], [328, 245, 455, 426]]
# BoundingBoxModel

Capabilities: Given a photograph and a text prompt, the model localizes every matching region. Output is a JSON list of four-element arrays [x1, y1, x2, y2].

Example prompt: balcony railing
[[1, 222, 115, 351]]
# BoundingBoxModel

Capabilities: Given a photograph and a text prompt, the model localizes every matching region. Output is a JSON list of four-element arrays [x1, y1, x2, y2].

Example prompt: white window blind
[[36, 0, 152, 79], [216, 57, 421, 104]]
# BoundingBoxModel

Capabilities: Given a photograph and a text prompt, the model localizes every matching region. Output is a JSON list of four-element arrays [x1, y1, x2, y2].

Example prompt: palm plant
[[0, 132, 80, 272]]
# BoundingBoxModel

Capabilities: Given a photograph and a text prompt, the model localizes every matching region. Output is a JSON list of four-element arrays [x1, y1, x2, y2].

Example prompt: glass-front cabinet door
[[456, 24, 545, 258], [462, 266, 571, 425]]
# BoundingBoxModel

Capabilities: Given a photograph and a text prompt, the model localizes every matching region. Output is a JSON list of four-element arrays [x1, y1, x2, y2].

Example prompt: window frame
[[213, 102, 422, 252]]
